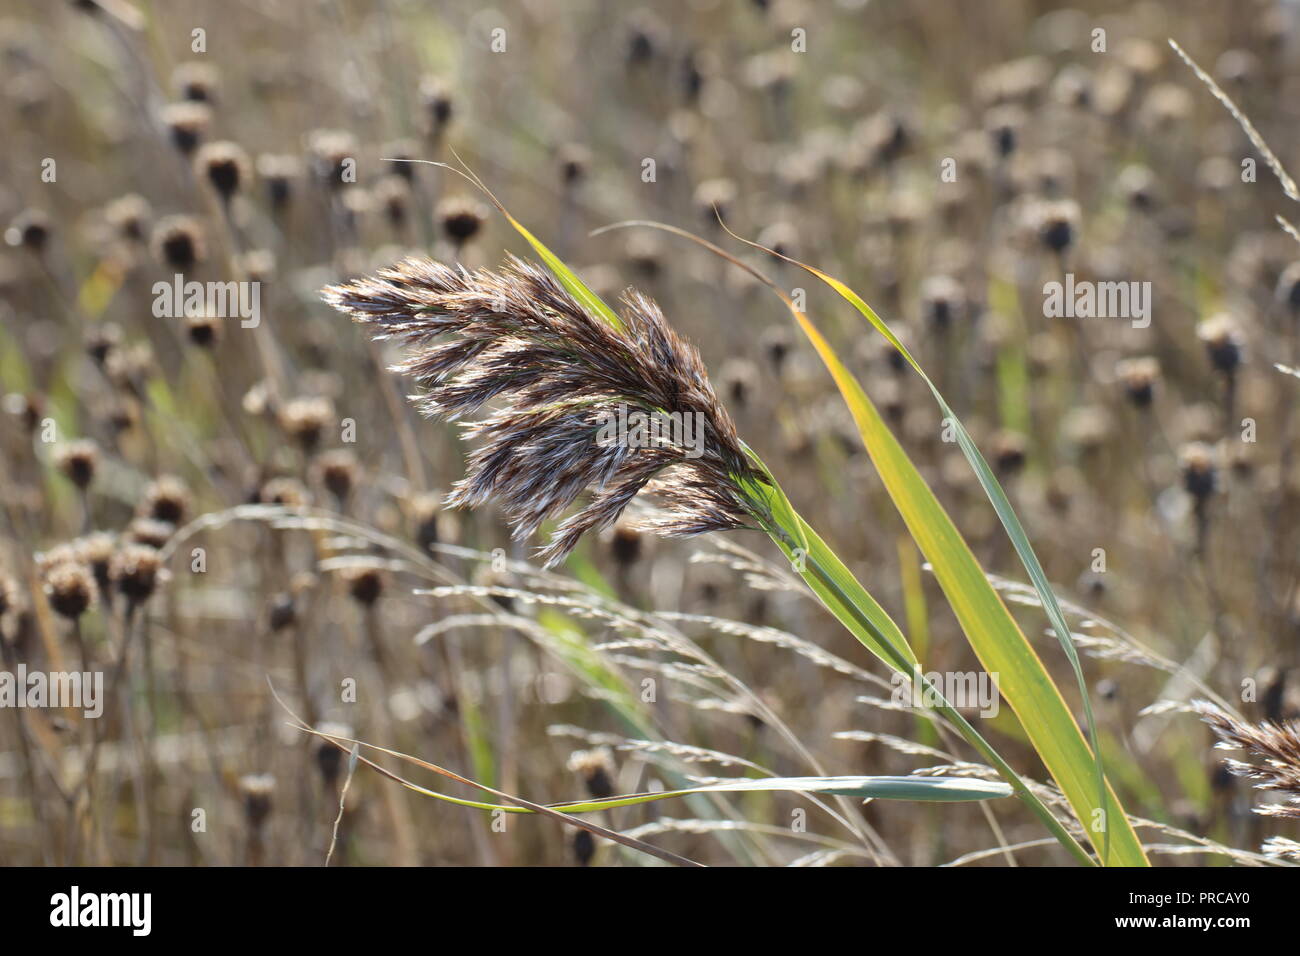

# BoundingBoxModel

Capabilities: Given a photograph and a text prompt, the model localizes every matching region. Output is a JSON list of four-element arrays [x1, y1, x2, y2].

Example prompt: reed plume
[[1198, 702, 1300, 819], [323, 256, 765, 566]]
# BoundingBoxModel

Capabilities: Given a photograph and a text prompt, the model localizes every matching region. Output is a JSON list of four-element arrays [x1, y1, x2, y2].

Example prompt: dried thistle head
[[323, 256, 766, 566], [42, 560, 97, 621], [140, 474, 191, 525], [1197, 702, 1300, 819], [55, 439, 100, 490]]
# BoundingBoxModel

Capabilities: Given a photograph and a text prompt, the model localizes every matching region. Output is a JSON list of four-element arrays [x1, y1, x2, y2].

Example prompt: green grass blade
[[757, 286, 1146, 865]]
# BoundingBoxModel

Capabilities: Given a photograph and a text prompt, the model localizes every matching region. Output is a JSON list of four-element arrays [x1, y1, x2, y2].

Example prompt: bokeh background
[[1, 0, 1299, 865]]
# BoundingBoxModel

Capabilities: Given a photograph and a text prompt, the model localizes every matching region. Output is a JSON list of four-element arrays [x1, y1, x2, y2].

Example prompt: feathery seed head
[[323, 255, 766, 566]]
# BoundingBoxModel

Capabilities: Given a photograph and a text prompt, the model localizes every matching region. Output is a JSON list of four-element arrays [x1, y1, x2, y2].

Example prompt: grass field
[[1, 0, 1299, 867]]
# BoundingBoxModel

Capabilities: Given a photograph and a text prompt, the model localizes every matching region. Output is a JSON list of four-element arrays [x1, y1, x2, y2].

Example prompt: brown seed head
[[1115, 356, 1160, 408], [196, 141, 251, 199], [315, 449, 358, 503], [342, 566, 383, 606], [73, 532, 116, 594], [437, 197, 487, 245], [238, 773, 275, 829], [55, 440, 99, 489], [5, 208, 51, 252], [172, 61, 218, 103], [161, 101, 211, 155], [277, 396, 333, 452], [323, 255, 764, 567], [140, 474, 191, 525], [1197, 314, 1243, 374], [150, 215, 206, 270], [110, 543, 161, 605], [105, 194, 151, 242], [43, 561, 97, 620], [567, 747, 616, 799], [1180, 442, 1218, 500]]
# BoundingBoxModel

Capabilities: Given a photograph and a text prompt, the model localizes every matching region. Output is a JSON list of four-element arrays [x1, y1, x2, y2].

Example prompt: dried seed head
[[1115, 356, 1160, 408], [256, 154, 299, 209], [161, 101, 211, 155], [1180, 442, 1218, 500], [185, 310, 220, 347], [5, 208, 51, 252], [382, 140, 420, 180], [341, 566, 383, 606], [314, 723, 354, 786], [314, 449, 358, 503], [759, 325, 793, 374], [105, 341, 155, 396], [756, 221, 799, 261], [1197, 313, 1243, 374], [1031, 198, 1080, 254], [140, 474, 191, 525], [104, 194, 151, 243], [992, 431, 1027, 475], [556, 143, 590, 187], [984, 104, 1026, 158], [111, 543, 161, 605], [418, 77, 454, 137], [277, 396, 333, 452], [150, 215, 206, 270], [567, 747, 616, 799], [73, 532, 116, 594], [693, 178, 737, 224], [195, 141, 251, 200], [610, 521, 642, 567], [437, 197, 487, 245], [172, 61, 218, 102], [4, 392, 44, 435], [409, 493, 458, 553], [920, 275, 965, 330], [1197, 702, 1300, 819], [1117, 164, 1158, 211], [85, 322, 122, 365], [323, 255, 765, 567], [307, 129, 357, 188], [572, 829, 596, 866], [717, 358, 759, 409], [373, 175, 411, 229], [55, 440, 99, 490], [43, 561, 97, 620], [238, 773, 275, 829]]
